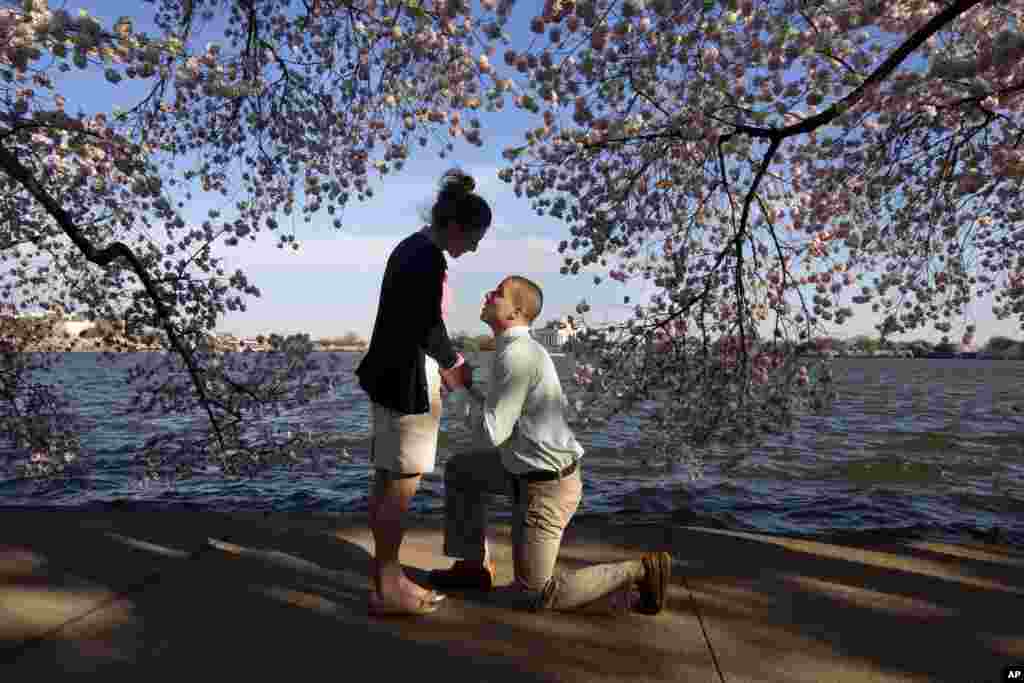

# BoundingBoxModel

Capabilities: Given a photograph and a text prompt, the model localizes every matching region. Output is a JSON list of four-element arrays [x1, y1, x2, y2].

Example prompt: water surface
[[2, 353, 1021, 546]]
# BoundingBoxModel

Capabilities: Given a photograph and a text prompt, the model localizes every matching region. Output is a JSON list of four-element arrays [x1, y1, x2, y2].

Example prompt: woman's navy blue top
[[356, 232, 460, 415]]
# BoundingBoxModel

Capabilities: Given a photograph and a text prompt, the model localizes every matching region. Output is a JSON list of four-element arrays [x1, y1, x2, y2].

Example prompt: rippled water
[[2, 352, 1022, 546]]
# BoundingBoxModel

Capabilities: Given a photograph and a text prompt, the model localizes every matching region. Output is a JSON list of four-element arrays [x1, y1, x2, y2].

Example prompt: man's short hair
[[505, 276, 543, 324]]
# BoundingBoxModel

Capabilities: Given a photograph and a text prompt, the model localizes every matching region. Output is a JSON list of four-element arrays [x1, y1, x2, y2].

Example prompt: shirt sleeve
[[421, 317, 460, 369], [478, 345, 534, 448]]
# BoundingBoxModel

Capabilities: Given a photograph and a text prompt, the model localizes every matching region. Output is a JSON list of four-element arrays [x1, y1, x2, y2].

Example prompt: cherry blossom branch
[[734, 0, 987, 141], [0, 143, 226, 449]]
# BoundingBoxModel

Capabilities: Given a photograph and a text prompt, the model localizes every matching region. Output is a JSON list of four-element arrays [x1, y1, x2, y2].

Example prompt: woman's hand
[[440, 363, 473, 390]]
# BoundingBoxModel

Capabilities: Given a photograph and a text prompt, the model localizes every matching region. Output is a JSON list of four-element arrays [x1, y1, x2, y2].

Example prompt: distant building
[[209, 333, 240, 351], [55, 320, 96, 339], [239, 337, 270, 351], [534, 315, 585, 351]]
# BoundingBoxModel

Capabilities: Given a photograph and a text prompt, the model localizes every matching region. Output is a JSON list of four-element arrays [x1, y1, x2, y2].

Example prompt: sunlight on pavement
[[781, 575, 957, 618]]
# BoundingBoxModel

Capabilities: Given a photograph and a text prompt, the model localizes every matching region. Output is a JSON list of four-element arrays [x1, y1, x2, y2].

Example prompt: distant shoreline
[[10, 343, 1021, 360], [802, 356, 1019, 360], [7, 343, 369, 353]]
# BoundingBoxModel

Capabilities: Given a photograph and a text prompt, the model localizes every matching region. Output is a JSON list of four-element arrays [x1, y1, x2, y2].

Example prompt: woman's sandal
[[367, 590, 446, 617]]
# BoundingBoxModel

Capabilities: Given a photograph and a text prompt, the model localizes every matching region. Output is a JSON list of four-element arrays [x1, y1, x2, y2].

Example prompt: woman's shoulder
[[383, 233, 444, 285], [395, 231, 443, 262]]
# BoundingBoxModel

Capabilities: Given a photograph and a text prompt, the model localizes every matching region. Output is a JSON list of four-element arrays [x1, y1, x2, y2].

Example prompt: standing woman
[[357, 169, 492, 615]]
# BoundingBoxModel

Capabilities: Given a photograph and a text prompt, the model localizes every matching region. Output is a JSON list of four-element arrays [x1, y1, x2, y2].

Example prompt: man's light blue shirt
[[467, 325, 584, 474]]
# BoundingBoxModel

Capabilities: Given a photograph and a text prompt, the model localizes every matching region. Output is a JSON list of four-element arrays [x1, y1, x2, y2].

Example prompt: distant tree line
[[449, 327, 1024, 358], [315, 332, 367, 348], [983, 336, 1024, 359], [795, 335, 1024, 358]]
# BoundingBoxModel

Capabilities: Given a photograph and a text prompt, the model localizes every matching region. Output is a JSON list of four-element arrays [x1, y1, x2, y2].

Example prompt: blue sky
[[44, 2, 640, 339], [211, 153, 640, 339], [32, 2, 1024, 343]]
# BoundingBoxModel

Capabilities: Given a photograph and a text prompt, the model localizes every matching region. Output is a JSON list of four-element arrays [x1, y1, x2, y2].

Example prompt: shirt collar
[[496, 325, 531, 351]]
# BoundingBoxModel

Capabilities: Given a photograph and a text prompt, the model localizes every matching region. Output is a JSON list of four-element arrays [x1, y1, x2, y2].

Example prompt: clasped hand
[[439, 362, 473, 391]]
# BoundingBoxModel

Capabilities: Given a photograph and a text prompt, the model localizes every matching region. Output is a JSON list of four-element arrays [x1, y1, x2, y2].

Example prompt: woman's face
[[446, 222, 485, 258]]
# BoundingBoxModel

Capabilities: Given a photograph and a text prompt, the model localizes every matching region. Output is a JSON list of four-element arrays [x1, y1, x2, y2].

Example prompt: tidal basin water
[[2, 352, 1022, 546]]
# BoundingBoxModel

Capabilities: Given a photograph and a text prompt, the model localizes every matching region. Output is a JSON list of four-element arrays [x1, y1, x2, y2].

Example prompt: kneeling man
[[431, 276, 671, 614]]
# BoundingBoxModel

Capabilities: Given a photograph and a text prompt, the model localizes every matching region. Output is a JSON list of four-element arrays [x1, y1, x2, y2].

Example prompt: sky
[[210, 154, 639, 339], [20, 2, 1024, 344]]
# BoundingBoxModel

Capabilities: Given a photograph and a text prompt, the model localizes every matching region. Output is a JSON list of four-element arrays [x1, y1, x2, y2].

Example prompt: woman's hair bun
[[440, 168, 475, 197], [430, 167, 492, 233]]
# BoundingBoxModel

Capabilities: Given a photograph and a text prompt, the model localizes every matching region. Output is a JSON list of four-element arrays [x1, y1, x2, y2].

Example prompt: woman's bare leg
[[369, 469, 432, 605]]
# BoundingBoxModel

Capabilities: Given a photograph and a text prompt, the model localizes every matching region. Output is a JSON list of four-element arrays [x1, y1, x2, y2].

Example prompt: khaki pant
[[443, 449, 644, 611]]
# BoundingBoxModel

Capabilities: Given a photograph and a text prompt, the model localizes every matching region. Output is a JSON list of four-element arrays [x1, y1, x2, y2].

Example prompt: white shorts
[[371, 355, 443, 474]]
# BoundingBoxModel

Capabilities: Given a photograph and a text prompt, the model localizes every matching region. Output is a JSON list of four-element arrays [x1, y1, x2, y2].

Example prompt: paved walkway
[[1, 509, 1021, 681]]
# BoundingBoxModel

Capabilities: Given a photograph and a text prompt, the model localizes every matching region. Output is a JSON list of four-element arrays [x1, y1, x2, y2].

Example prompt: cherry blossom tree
[[1, 0, 1022, 478], [0, 0, 359, 478], [492, 0, 1024, 456]]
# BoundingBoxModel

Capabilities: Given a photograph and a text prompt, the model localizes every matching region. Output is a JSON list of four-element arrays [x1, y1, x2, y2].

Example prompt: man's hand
[[440, 362, 473, 391]]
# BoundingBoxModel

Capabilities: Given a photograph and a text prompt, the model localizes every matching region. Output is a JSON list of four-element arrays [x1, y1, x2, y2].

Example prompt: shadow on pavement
[[0, 509, 713, 682]]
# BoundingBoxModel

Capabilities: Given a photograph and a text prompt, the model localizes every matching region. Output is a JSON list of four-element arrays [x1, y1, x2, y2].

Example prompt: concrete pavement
[[1, 509, 1021, 681]]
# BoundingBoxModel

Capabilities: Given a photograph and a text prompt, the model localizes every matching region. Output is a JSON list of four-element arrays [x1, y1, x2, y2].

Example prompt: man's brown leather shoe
[[636, 551, 672, 615], [428, 559, 497, 592]]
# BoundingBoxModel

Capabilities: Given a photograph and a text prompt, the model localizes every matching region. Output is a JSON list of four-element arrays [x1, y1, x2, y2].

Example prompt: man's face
[[480, 278, 517, 326]]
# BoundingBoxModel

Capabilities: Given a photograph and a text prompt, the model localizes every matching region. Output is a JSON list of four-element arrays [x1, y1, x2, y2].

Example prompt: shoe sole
[[638, 551, 672, 615]]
